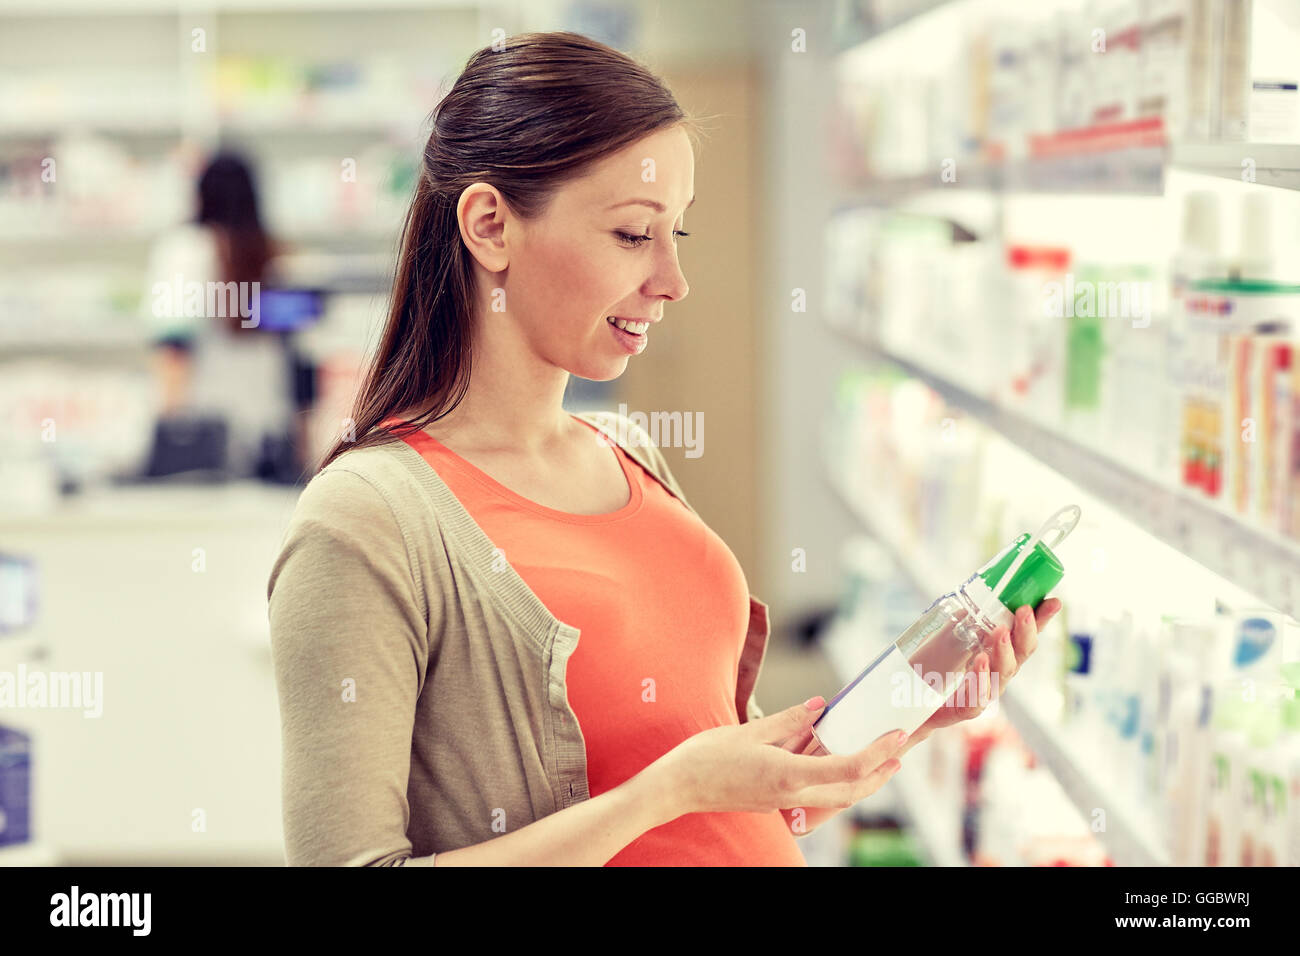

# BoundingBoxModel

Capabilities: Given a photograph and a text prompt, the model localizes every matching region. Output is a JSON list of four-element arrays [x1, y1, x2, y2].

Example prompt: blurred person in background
[[142, 151, 301, 480]]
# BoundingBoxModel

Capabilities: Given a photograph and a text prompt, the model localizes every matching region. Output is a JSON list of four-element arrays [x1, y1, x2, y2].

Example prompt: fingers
[[950, 651, 995, 716], [780, 726, 908, 789], [778, 724, 819, 755], [794, 757, 902, 810], [756, 697, 826, 745], [989, 624, 1018, 686], [1008, 600, 1053, 667], [798, 726, 910, 805], [1034, 597, 1061, 633]]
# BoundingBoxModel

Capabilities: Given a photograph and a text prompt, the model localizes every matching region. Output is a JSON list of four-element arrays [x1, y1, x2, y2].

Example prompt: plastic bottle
[[811, 506, 1079, 755]]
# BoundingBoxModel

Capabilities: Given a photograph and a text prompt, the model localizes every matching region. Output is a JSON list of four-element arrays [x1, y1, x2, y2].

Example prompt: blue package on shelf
[[0, 725, 31, 848]]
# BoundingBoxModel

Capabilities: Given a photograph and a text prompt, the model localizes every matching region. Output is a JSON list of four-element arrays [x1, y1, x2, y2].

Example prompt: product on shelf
[[1002, 244, 1072, 423], [812, 506, 1077, 756], [1247, 0, 1300, 144], [847, 824, 925, 867], [834, 0, 1268, 179], [1218, 0, 1255, 141], [0, 725, 31, 849], [823, 360, 1300, 865], [1139, 0, 1219, 142]]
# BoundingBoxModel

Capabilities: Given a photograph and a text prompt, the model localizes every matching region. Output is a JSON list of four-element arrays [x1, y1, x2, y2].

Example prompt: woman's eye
[[615, 231, 691, 247]]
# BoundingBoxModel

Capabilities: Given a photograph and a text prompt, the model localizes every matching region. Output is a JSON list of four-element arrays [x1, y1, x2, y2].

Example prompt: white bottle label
[[813, 645, 949, 754]]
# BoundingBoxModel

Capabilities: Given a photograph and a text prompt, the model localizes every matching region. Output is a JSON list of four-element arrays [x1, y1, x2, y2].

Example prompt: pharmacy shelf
[[888, 753, 967, 867], [0, 0, 477, 14], [840, 144, 1165, 205], [1172, 142, 1300, 192], [0, 119, 182, 139], [997, 687, 1171, 868], [839, 141, 1300, 207], [0, 115, 423, 141], [831, 328, 1300, 621], [0, 327, 154, 358], [822, 458, 1172, 867], [0, 217, 398, 245]]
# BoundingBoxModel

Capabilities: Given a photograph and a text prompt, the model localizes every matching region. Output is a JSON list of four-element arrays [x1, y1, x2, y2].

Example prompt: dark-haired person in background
[[142, 151, 300, 479]]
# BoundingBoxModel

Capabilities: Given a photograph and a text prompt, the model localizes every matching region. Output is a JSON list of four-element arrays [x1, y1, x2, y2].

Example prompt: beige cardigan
[[266, 411, 772, 866]]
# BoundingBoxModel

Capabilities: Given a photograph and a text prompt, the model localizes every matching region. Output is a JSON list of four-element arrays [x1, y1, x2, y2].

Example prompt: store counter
[[0, 480, 303, 865]]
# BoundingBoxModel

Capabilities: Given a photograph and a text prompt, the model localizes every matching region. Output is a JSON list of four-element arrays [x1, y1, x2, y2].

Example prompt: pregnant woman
[[266, 30, 1056, 867]]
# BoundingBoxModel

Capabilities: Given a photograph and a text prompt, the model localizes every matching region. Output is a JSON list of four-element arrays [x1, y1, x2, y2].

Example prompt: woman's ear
[[457, 183, 511, 274]]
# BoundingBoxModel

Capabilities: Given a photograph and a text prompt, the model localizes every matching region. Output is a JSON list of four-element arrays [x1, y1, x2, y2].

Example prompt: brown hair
[[317, 30, 705, 471], [195, 151, 279, 335]]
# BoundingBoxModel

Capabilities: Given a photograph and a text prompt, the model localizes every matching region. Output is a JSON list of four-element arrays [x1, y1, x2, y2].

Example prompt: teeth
[[608, 316, 649, 334]]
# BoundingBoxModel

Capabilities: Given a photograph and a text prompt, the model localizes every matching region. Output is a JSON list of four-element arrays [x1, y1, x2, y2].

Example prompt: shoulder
[[271, 439, 434, 608], [292, 440, 428, 540]]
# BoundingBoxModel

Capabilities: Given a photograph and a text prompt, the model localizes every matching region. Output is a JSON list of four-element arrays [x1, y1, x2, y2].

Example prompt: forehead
[[565, 128, 695, 211]]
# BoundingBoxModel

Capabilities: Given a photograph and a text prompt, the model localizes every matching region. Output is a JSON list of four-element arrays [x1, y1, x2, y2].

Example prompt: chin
[[570, 359, 629, 383]]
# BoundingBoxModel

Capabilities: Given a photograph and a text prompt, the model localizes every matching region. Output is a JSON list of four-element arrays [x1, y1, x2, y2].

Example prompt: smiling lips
[[606, 316, 650, 355], [607, 316, 651, 334]]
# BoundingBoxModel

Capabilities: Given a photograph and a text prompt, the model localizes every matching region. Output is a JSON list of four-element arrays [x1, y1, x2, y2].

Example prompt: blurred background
[[1, 0, 1299, 867]]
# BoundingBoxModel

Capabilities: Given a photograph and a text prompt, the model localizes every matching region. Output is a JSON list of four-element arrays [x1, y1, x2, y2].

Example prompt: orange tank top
[[385, 415, 806, 866]]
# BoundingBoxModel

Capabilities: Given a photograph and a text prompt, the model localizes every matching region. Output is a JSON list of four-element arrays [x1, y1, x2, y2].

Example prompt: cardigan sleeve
[[267, 467, 437, 866]]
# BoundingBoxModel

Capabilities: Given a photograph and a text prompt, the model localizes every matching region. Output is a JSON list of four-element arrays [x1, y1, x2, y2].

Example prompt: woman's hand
[[901, 598, 1062, 752], [651, 698, 910, 817]]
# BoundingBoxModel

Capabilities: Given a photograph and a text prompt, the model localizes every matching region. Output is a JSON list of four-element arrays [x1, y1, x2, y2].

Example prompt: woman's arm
[[268, 467, 692, 866], [431, 760, 683, 866]]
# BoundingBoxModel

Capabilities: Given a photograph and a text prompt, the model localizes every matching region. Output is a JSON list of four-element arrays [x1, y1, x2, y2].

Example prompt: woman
[[266, 31, 1059, 867], [144, 152, 296, 478]]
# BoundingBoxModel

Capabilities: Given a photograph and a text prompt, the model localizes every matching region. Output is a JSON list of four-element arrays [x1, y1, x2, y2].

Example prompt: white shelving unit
[[838, 141, 1300, 209], [1172, 142, 1300, 192], [822, 456, 1173, 867], [821, 0, 1300, 874], [889, 760, 967, 867], [0, 0, 503, 364], [833, 333, 1300, 620]]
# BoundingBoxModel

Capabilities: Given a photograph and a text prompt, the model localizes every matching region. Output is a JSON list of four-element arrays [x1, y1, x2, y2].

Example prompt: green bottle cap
[[978, 532, 1065, 612]]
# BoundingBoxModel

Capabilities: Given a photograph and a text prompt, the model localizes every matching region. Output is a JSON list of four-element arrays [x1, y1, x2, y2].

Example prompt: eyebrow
[[607, 195, 695, 213]]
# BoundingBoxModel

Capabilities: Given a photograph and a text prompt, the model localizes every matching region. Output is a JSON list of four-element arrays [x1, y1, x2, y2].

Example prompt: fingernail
[[804, 696, 825, 711], [895, 730, 909, 744], [1001, 632, 1011, 644]]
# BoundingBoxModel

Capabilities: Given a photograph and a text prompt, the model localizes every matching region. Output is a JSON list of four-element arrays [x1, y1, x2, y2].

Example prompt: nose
[[650, 241, 689, 303]]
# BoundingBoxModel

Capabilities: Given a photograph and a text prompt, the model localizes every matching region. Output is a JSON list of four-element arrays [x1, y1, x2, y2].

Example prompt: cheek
[[530, 236, 627, 317], [529, 234, 594, 295]]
